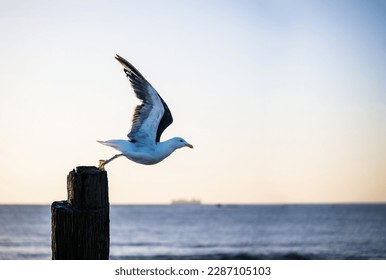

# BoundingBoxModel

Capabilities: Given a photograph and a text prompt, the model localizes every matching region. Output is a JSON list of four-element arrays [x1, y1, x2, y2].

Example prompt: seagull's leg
[[105, 154, 124, 165], [99, 160, 106, 171], [99, 154, 124, 170]]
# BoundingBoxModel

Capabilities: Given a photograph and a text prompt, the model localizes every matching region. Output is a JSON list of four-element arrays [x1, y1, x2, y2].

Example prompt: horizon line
[[1, 201, 386, 206]]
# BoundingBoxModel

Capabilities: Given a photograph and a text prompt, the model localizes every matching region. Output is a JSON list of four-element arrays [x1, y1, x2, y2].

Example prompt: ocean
[[0, 204, 385, 260]]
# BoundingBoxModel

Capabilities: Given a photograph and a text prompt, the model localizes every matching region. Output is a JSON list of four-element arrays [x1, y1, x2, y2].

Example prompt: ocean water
[[0, 204, 386, 260]]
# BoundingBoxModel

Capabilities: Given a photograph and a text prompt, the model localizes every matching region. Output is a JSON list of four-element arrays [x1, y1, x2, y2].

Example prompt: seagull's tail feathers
[[97, 140, 127, 152], [115, 54, 146, 81]]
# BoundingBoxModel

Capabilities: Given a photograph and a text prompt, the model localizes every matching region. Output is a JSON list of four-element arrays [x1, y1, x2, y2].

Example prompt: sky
[[0, 0, 385, 204]]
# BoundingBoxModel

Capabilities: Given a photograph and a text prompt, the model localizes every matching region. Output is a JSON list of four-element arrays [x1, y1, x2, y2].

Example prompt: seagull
[[98, 55, 193, 170]]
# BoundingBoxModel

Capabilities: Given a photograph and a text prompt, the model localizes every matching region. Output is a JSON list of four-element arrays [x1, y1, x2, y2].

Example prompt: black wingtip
[[114, 54, 146, 80], [115, 54, 129, 66]]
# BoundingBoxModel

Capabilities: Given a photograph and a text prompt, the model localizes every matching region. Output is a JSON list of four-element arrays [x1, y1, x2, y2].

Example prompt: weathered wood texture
[[51, 166, 109, 260]]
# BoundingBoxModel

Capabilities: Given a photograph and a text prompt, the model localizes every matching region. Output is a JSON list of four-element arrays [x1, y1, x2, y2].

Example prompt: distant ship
[[171, 199, 201, 205]]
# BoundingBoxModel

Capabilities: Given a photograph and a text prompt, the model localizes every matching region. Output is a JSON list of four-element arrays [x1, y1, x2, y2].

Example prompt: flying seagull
[[98, 55, 193, 170]]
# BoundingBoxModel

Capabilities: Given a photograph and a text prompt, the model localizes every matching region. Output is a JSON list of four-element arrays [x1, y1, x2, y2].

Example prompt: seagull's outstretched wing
[[115, 55, 173, 144]]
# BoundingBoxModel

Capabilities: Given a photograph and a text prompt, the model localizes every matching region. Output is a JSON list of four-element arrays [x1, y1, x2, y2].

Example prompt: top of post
[[67, 166, 109, 209], [76, 166, 103, 174]]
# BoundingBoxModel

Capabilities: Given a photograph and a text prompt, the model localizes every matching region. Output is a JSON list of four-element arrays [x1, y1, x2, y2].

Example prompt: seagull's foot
[[99, 160, 106, 171]]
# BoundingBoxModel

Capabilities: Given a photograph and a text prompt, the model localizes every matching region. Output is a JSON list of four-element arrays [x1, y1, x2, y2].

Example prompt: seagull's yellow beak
[[186, 143, 194, 149]]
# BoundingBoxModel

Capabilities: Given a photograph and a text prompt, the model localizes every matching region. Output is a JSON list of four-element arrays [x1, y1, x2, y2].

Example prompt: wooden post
[[51, 166, 109, 260]]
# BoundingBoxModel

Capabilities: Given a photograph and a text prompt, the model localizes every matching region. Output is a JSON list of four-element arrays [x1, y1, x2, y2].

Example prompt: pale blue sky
[[0, 0, 385, 204]]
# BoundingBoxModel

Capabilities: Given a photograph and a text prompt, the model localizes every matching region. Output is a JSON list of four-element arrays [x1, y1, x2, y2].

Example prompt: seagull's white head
[[171, 137, 194, 149]]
